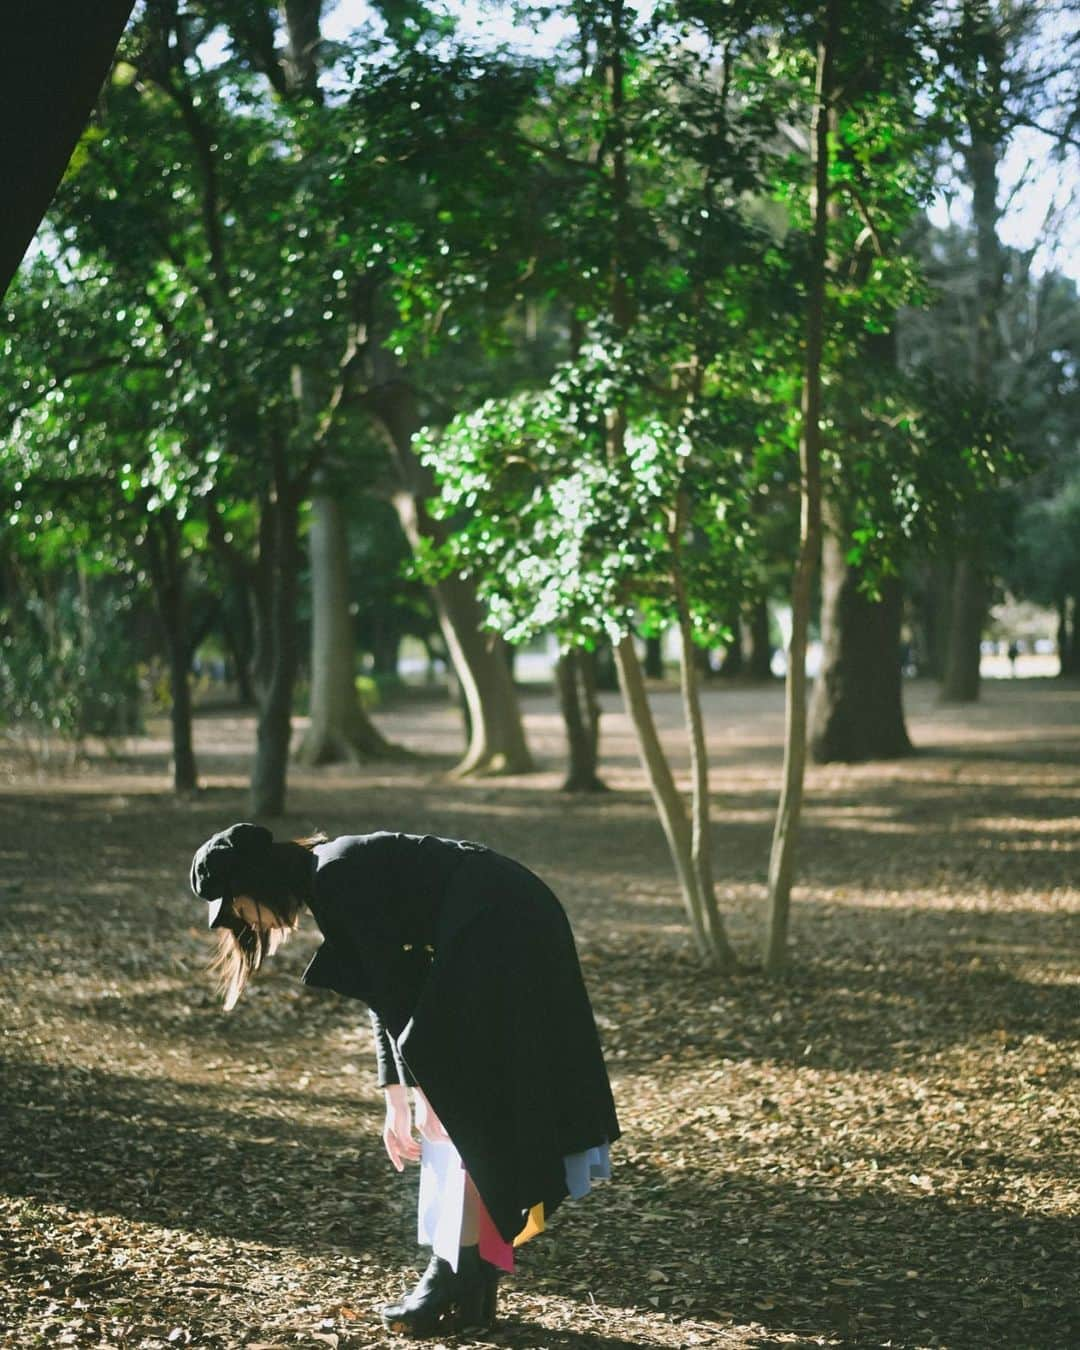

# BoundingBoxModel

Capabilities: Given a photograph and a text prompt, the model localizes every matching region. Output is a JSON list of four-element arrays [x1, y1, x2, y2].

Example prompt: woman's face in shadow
[[230, 894, 268, 929]]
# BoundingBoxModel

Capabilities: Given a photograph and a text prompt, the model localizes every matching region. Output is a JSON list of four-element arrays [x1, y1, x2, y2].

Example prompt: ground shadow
[[522, 1154, 1079, 1349], [5, 1052, 1075, 1348]]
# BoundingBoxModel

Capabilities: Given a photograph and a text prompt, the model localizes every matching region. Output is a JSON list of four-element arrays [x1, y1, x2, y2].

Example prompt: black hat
[[190, 822, 275, 928]]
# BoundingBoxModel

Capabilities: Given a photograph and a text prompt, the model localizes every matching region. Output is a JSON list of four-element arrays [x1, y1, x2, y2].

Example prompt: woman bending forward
[[189, 822, 620, 1338]]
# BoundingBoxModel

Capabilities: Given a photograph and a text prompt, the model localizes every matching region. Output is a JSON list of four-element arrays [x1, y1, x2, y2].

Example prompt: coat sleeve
[[370, 1008, 415, 1088]]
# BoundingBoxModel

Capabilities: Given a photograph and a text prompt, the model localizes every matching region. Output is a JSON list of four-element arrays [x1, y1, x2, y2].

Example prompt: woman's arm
[[371, 1010, 422, 1169], [382, 1083, 421, 1170], [369, 1008, 414, 1088]]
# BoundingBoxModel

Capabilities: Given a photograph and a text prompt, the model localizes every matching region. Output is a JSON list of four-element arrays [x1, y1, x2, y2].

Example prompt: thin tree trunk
[[250, 461, 302, 818], [556, 648, 607, 792], [601, 0, 734, 968], [224, 589, 258, 707], [166, 631, 198, 792], [143, 514, 198, 793], [1063, 595, 1080, 677], [746, 597, 773, 680], [942, 9, 1005, 707], [717, 610, 744, 677], [916, 559, 951, 681], [941, 556, 985, 703], [644, 635, 665, 679], [298, 488, 397, 764], [764, 18, 833, 977], [372, 382, 533, 776], [613, 637, 711, 960], [672, 549, 737, 968], [1055, 596, 1069, 677], [810, 509, 913, 762], [371, 620, 400, 678]]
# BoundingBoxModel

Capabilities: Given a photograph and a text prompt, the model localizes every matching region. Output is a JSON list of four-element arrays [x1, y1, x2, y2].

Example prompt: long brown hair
[[211, 834, 327, 1010]]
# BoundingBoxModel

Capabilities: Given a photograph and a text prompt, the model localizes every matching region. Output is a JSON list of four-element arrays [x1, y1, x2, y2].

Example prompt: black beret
[[190, 822, 274, 928]]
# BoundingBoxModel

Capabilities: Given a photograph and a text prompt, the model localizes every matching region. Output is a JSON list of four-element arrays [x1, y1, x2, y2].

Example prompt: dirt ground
[[1, 677, 1078, 1350]]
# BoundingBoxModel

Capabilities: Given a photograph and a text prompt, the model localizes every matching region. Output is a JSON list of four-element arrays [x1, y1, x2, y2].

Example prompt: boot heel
[[454, 1263, 499, 1331]]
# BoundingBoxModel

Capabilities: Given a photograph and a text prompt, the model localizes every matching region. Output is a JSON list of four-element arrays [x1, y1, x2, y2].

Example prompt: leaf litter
[[1, 679, 1077, 1348]]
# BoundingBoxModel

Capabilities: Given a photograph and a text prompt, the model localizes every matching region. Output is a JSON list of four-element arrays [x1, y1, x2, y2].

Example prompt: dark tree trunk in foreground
[[143, 513, 198, 793], [941, 556, 986, 703], [556, 648, 606, 792], [810, 520, 912, 762], [0, 1, 136, 297], [371, 382, 533, 776], [298, 489, 396, 764]]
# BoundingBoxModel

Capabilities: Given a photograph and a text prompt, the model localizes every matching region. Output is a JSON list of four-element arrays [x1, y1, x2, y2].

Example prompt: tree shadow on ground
[[530, 1154, 1079, 1349], [4, 1052, 1076, 1348], [0, 1056, 394, 1250], [589, 925, 1079, 1080]]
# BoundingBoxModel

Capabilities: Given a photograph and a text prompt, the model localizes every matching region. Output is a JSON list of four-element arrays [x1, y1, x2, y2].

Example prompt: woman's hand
[[382, 1084, 421, 1171], [413, 1088, 451, 1144]]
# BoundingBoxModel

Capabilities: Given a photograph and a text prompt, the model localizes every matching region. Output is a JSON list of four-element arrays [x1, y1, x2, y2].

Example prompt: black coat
[[301, 832, 621, 1242]]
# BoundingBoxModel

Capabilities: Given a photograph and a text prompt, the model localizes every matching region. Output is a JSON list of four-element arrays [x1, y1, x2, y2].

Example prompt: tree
[[297, 477, 399, 764], [762, 3, 834, 976], [1, 253, 207, 790], [933, 0, 1079, 700], [555, 649, 606, 792], [416, 0, 798, 967]]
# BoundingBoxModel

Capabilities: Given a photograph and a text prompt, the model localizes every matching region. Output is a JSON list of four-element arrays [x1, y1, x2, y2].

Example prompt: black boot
[[380, 1248, 499, 1337], [380, 1253, 459, 1337], [454, 1245, 499, 1332]]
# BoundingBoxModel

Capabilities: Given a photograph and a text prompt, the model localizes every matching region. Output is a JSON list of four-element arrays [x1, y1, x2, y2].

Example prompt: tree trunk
[[613, 636, 735, 968], [166, 630, 198, 792], [297, 488, 396, 764], [371, 619, 400, 678], [556, 648, 606, 792], [371, 382, 533, 776], [914, 559, 950, 681], [746, 597, 773, 680], [143, 514, 198, 793], [1055, 596, 1069, 676], [250, 466, 302, 818], [672, 554, 737, 968], [940, 556, 985, 703], [941, 10, 1004, 707], [644, 634, 665, 679], [717, 610, 743, 677], [1062, 595, 1080, 677], [764, 18, 834, 978], [810, 516, 912, 762], [597, 2, 734, 968], [223, 587, 257, 707]]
